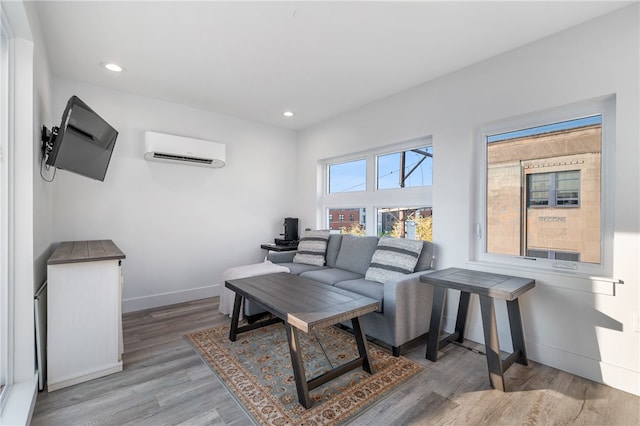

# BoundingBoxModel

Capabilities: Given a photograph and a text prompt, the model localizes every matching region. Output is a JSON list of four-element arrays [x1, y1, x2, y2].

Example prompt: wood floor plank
[[32, 296, 639, 426]]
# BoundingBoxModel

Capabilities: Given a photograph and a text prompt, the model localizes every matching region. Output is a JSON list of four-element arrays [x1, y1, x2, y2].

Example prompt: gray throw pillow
[[365, 237, 423, 283], [293, 229, 330, 266]]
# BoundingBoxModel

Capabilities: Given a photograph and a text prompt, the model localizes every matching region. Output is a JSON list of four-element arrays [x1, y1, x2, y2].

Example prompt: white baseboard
[[47, 363, 123, 392], [122, 284, 220, 313], [441, 315, 640, 396], [0, 374, 38, 426], [528, 341, 640, 396]]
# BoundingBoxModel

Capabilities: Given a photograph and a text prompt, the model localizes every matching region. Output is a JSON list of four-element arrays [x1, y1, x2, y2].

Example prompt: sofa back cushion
[[334, 235, 379, 275], [293, 229, 330, 266], [325, 234, 343, 268], [414, 240, 435, 272], [365, 237, 423, 283]]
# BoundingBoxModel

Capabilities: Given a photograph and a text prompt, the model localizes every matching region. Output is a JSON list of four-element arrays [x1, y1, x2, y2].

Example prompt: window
[[328, 159, 366, 193], [322, 138, 433, 240], [474, 97, 615, 276], [327, 208, 365, 235], [377, 146, 432, 189], [527, 171, 580, 207], [526, 249, 579, 261], [377, 207, 432, 241]]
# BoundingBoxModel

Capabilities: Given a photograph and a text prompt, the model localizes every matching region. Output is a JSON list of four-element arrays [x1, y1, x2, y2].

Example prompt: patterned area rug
[[186, 322, 424, 425]]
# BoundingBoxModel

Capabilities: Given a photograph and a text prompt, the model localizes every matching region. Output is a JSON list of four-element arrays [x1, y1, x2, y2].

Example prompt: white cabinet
[[47, 240, 126, 392]]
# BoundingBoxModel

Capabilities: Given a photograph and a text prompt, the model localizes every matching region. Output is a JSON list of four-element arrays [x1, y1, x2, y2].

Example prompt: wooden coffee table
[[225, 272, 380, 409]]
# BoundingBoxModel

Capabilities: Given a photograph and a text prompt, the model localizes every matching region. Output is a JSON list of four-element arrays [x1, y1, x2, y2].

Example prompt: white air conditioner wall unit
[[144, 131, 226, 168]]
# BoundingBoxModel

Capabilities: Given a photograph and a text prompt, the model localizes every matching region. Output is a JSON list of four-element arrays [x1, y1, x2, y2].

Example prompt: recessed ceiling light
[[101, 62, 124, 72], [283, 111, 294, 117]]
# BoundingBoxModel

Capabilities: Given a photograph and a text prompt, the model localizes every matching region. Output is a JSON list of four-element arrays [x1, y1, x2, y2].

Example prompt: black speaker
[[283, 217, 299, 241]]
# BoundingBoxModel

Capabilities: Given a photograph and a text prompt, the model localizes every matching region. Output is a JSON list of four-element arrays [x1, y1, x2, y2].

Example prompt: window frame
[[0, 8, 12, 410], [472, 96, 615, 277], [321, 137, 433, 237]]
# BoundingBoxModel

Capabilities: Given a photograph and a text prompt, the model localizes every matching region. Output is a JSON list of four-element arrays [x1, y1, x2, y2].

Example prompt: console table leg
[[454, 291, 471, 343], [507, 298, 528, 366], [285, 324, 312, 409], [479, 295, 506, 392], [426, 285, 446, 361], [229, 293, 243, 342]]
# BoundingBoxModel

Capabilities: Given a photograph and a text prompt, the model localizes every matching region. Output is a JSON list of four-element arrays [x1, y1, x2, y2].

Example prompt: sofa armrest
[[382, 270, 435, 344], [266, 250, 297, 263]]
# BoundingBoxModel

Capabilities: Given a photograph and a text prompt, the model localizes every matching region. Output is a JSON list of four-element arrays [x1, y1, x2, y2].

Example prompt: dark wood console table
[[260, 243, 298, 252], [420, 267, 535, 391]]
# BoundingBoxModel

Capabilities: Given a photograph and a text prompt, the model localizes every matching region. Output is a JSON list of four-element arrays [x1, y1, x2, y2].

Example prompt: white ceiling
[[33, 1, 631, 130]]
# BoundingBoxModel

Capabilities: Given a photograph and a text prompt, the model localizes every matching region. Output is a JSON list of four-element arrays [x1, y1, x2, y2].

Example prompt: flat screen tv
[[44, 96, 119, 181]]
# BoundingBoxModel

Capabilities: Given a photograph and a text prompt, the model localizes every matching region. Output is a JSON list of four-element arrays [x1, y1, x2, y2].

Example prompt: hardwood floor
[[32, 297, 639, 425]]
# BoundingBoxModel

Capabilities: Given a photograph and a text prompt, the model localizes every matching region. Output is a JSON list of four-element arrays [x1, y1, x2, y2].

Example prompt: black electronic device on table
[[261, 217, 299, 250], [282, 217, 299, 241], [273, 217, 299, 246]]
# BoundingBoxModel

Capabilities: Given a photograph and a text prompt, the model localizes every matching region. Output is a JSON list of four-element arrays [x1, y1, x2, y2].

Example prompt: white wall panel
[[296, 5, 639, 395], [50, 80, 297, 312]]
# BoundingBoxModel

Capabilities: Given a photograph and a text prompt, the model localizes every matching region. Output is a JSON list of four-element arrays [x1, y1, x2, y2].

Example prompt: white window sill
[[0, 375, 38, 426], [465, 260, 622, 296]]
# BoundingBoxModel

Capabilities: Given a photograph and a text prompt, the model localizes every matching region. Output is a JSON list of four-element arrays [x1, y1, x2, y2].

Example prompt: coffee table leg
[[229, 293, 243, 342], [285, 324, 312, 409], [351, 317, 374, 374]]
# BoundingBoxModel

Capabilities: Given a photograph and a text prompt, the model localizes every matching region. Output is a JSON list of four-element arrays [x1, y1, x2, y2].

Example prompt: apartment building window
[[327, 208, 365, 234], [323, 138, 433, 239], [527, 171, 580, 207], [526, 249, 579, 262], [474, 97, 615, 276]]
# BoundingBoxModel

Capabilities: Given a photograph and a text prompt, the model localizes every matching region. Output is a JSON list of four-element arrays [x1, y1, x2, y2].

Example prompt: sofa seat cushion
[[300, 268, 363, 286], [277, 262, 328, 275], [334, 235, 379, 275], [334, 278, 383, 313]]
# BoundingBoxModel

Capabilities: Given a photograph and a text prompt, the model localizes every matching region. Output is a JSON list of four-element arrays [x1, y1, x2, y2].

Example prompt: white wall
[[0, 0, 54, 423], [50, 80, 297, 312], [28, 0, 54, 291], [296, 5, 639, 395]]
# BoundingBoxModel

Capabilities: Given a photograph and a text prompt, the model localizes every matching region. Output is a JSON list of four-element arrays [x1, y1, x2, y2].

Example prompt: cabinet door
[[47, 260, 122, 391]]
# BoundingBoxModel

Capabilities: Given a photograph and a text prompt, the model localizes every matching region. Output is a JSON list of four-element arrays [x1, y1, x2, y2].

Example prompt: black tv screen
[[46, 96, 118, 181]]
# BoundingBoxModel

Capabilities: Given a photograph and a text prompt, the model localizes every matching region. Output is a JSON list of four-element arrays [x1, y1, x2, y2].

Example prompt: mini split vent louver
[[144, 131, 226, 168]]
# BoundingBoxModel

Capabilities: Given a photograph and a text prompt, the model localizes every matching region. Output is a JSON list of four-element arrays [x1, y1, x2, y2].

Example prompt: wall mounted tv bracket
[[41, 125, 59, 163]]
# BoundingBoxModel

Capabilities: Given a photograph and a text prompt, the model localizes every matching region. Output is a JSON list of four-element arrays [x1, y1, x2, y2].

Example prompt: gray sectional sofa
[[246, 234, 436, 356]]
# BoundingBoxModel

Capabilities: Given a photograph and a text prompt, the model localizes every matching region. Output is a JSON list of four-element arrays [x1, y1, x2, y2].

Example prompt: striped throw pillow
[[365, 237, 424, 283], [293, 230, 330, 266]]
